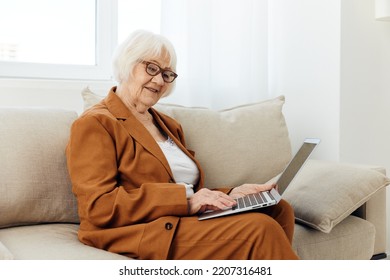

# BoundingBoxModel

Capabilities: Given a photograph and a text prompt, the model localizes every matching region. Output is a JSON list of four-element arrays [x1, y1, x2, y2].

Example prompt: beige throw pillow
[[282, 160, 390, 233], [81, 87, 105, 111]]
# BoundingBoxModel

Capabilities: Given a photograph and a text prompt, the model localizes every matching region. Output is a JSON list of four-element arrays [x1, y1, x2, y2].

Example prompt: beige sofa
[[0, 93, 388, 260]]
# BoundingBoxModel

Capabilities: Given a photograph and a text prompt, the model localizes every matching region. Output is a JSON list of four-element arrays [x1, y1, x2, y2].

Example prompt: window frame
[[0, 0, 118, 81]]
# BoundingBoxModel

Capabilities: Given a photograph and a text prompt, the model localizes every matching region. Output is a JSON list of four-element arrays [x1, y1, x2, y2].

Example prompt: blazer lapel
[[151, 109, 194, 160], [104, 89, 174, 180]]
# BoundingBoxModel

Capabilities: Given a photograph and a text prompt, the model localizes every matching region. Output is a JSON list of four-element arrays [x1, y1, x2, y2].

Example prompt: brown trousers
[[168, 199, 299, 260]]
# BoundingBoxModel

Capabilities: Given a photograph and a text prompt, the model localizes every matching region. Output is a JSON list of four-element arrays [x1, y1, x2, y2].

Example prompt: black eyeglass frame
[[140, 61, 178, 83]]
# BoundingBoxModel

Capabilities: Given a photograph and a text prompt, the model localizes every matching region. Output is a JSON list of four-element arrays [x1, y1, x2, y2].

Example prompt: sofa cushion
[[0, 108, 79, 228], [283, 160, 390, 233], [82, 86, 104, 111], [81, 87, 292, 188], [0, 241, 13, 260], [0, 224, 129, 260], [292, 215, 375, 260]]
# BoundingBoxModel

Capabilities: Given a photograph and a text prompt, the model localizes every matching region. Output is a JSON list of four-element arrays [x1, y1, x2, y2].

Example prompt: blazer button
[[165, 222, 173, 230]]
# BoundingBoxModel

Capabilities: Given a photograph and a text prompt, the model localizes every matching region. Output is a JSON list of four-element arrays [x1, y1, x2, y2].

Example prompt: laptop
[[198, 138, 320, 220]]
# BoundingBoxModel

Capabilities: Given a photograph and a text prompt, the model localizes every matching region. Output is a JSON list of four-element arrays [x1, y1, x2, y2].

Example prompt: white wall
[[269, 0, 390, 255], [268, 0, 341, 161], [340, 0, 390, 257]]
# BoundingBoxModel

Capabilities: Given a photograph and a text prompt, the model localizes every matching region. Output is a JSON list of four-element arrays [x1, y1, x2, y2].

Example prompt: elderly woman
[[66, 30, 298, 260]]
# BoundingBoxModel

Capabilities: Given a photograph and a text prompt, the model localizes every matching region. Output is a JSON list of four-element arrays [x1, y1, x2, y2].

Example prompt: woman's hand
[[229, 183, 277, 199], [188, 188, 237, 215]]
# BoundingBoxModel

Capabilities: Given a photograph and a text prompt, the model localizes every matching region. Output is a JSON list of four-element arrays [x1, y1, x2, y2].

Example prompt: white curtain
[[160, 0, 269, 109]]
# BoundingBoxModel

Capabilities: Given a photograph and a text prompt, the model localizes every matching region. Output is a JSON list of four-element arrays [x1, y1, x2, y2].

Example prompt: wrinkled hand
[[229, 183, 277, 199], [188, 188, 237, 215]]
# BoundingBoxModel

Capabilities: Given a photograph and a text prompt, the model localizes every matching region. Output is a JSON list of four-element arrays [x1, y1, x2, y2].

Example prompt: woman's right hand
[[188, 188, 237, 215]]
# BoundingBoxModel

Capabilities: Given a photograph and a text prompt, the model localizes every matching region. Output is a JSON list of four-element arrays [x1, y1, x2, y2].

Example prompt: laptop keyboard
[[232, 191, 275, 210]]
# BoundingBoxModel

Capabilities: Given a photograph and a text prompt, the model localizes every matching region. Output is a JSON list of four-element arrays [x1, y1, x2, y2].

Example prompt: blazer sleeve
[[66, 114, 189, 228]]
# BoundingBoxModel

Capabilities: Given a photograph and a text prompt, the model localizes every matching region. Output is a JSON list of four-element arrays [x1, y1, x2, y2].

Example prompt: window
[[0, 0, 164, 80], [0, 0, 95, 65], [0, 0, 116, 80]]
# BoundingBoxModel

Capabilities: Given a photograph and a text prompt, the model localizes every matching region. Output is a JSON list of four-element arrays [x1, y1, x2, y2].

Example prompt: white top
[[158, 136, 199, 198]]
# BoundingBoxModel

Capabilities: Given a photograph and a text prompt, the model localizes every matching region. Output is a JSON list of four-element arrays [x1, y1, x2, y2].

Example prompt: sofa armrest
[[353, 187, 387, 256]]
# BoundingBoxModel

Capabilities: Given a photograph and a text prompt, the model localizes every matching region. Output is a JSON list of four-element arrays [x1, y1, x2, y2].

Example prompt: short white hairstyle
[[112, 30, 177, 97]]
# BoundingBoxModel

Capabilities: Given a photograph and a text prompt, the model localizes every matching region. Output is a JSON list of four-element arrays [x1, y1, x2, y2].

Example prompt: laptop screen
[[276, 138, 320, 194]]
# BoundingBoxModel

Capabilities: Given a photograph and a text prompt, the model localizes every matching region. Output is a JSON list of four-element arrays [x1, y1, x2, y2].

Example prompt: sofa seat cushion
[[0, 224, 129, 260], [0, 241, 13, 260], [292, 215, 375, 260]]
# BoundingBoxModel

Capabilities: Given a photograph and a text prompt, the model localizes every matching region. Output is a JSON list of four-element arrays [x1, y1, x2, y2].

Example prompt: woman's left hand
[[229, 183, 277, 199]]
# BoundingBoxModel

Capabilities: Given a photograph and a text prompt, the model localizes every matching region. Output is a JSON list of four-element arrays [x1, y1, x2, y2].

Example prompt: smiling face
[[117, 54, 173, 112]]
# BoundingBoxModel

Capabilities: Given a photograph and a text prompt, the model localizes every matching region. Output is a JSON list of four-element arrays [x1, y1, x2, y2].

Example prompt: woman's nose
[[151, 73, 165, 85]]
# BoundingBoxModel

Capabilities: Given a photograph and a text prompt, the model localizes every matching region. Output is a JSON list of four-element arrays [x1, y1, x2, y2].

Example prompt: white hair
[[112, 30, 177, 97]]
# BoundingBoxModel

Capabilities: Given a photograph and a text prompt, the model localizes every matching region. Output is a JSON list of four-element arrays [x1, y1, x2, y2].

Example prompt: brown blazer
[[66, 87, 229, 259]]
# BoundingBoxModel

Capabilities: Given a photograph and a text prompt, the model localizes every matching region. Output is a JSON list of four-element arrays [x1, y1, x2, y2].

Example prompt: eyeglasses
[[141, 61, 178, 83]]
